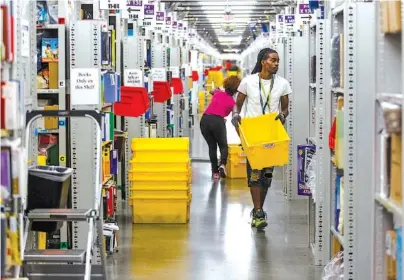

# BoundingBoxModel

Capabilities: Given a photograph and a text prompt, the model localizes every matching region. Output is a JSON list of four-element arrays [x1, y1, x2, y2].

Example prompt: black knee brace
[[262, 168, 273, 188]]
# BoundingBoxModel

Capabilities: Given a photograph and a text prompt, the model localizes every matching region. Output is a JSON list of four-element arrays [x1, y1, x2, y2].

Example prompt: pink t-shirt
[[204, 90, 236, 118]]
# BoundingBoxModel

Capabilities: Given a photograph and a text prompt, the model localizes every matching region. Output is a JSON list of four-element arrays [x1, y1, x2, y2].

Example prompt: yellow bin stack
[[129, 138, 192, 224], [227, 144, 247, 179]]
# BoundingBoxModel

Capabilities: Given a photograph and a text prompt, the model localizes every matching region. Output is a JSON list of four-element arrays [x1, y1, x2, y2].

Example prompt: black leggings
[[200, 114, 228, 173]]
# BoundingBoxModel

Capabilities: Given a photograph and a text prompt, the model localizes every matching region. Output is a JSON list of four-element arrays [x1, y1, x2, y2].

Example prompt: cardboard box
[[390, 133, 402, 204], [388, 0, 401, 33], [381, 0, 390, 33], [44, 105, 59, 129]]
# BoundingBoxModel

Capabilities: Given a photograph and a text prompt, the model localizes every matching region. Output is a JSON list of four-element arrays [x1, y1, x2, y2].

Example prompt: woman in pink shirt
[[200, 76, 240, 180]]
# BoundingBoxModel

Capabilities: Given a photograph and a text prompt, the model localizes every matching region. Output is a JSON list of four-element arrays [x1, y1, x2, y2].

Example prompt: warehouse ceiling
[[163, 0, 294, 53]]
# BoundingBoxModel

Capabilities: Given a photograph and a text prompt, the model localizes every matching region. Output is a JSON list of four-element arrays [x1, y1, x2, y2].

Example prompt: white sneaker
[[219, 164, 227, 178]]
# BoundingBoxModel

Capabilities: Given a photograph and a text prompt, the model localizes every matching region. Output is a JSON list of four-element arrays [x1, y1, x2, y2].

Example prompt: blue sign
[[58, 120, 65, 127], [127, 0, 142, 7], [285, 15, 295, 24], [319, 6, 325, 19], [278, 15, 283, 23], [299, 4, 313, 14], [144, 4, 154, 16]]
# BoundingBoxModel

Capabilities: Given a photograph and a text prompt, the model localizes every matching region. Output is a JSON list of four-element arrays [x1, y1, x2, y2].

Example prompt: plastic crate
[[130, 195, 191, 224], [130, 179, 190, 189], [228, 144, 245, 155], [130, 158, 191, 172], [228, 144, 246, 162], [129, 170, 191, 182], [131, 137, 189, 160], [239, 113, 290, 170], [227, 158, 247, 179], [130, 186, 190, 199]]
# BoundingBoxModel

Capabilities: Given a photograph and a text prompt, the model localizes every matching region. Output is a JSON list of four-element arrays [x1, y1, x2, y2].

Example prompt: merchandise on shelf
[[397, 227, 403, 280], [297, 144, 316, 196], [335, 97, 344, 169], [334, 175, 342, 232], [386, 230, 397, 280], [41, 37, 59, 63], [36, 1, 58, 25], [338, 176, 344, 234], [390, 133, 402, 204], [330, 34, 341, 88], [322, 251, 344, 280], [381, 0, 402, 34]]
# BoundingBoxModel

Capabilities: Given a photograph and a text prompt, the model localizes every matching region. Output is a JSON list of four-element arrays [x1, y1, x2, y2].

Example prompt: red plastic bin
[[113, 86, 149, 117], [192, 71, 199, 82], [171, 77, 183, 95], [152, 81, 172, 102]]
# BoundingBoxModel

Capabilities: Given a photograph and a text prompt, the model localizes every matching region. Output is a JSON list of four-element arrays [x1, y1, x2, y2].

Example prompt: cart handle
[[25, 109, 103, 212]]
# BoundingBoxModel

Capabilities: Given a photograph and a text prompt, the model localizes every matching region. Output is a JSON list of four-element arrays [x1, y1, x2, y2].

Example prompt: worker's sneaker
[[213, 173, 220, 180], [218, 164, 227, 178], [252, 209, 268, 230], [250, 209, 256, 227]]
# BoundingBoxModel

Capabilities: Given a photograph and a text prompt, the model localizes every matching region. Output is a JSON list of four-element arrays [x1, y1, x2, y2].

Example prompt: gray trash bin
[[27, 165, 73, 232]]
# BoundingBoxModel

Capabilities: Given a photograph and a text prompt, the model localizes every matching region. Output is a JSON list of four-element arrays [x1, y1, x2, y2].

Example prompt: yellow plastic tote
[[239, 113, 290, 170]]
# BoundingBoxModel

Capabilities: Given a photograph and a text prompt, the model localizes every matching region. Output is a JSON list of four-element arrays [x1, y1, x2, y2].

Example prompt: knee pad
[[262, 168, 273, 188]]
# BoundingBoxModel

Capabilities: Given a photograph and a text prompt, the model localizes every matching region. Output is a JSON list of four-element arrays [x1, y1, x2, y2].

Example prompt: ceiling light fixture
[[217, 36, 242, 42], [198, 0, 256, 6]]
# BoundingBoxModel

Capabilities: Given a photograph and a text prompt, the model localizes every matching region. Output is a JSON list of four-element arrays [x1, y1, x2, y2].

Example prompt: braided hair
[[251, 48, 278, 74]]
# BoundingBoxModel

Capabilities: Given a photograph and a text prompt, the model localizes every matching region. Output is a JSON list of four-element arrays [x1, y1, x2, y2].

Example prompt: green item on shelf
[[47, 144, 59, 165]]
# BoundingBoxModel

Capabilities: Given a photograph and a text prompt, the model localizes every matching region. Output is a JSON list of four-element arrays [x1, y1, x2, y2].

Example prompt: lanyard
[[258, 74, 275, 114]]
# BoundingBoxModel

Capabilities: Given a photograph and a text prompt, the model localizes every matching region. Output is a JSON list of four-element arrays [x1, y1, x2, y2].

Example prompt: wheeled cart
[[22, 110, 108, 280]]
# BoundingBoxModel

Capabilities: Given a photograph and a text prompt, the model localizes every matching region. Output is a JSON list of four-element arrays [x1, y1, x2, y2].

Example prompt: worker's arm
[[231, 93, 246, 134], [234, 92, 246, 114], [280, 95, 289, 118], [275, 95, 290, 124]]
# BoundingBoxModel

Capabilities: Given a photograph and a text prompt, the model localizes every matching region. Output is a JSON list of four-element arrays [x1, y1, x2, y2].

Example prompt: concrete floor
[[107, 162, 323, 280]]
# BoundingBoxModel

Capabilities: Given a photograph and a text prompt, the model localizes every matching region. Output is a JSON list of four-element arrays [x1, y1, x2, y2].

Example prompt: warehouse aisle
[[107, 162, 322, 280]]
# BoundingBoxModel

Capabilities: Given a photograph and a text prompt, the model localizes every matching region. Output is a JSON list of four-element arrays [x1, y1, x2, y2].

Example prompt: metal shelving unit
[[69, 19, 104, 263], [1, 0, 37, 278], [36, 23, 68, 248], [123, 20, 145, 201], [309, 0, 383, 277]]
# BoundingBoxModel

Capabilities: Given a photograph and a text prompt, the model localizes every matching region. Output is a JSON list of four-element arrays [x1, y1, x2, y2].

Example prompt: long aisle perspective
[[3, 0, 404, 279], [107, 162, 322, 280]]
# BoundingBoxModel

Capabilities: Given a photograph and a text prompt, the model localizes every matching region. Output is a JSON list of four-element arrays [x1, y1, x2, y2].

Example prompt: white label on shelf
[[183, 64, 191, 77], [124, 69, 143, 86], [21, 20, 30, 57], [100, 0, 125, 10], [70, 68, 100, 105], [169, 67, 179, 78], [151, 68, 166, 82]]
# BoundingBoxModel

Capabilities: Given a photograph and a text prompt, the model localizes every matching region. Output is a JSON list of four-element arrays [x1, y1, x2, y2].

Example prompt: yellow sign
[[59, 155, 66, 163]]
